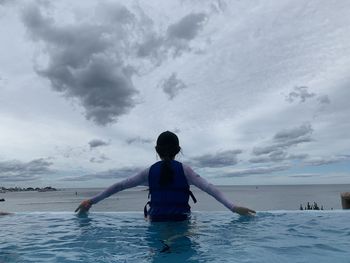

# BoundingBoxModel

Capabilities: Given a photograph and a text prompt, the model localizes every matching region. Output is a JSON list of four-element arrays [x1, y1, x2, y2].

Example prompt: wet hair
[[155, 131, 181, 186]]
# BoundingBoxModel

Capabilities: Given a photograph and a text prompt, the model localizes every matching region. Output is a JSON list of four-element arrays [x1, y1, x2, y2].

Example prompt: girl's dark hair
[[155, 131, 181, 186]]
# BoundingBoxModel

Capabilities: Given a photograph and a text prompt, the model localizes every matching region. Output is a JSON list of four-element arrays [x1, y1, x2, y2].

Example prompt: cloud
[[250, 123, 312, 163], [303, 155, 350, 166], [249, 151, 307, 164], [0, 75, 5, 89], [253, 123, 313, 156], [126, 136, 152, 145], [252, 145, 278, 156], [61, 166, 142, 181], [167, 13, 207, 41], [285, 87, 331, 119], [317, 95, 331, 105], [286, 86, 316, 103], [189, 150, 242, 168], [54, 145, 87, 159], [289, 174, 319, 178], [21, 4, 139, 126], [89, 154, 109, 164], [21, 4, 209, 125], [273, 122, 313, 142], [137, 12, 207, 59], [136, 35, 164, 59], [95, 2, 136, 24], [220, 164, 290, 178], [0, 0, 14, 5], [173, 128, 181, 134], [89, 139, 110, 149], [0, 158, 54, 182], [166, 12, 207, 56], [160, 73, 187, 100]]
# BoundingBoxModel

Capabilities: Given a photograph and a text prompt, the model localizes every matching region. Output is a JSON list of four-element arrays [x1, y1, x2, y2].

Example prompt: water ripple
[[1, 211, 350, 262]]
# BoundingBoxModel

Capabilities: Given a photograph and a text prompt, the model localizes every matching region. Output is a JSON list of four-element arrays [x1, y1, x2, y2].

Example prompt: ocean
[[1, 184, 349, 213], [1, 184, 350, 262]]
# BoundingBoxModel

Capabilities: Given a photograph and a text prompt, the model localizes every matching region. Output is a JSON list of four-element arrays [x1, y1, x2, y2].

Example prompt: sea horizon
[[1, 184, 349, 213], [3, 182, 350, 190]]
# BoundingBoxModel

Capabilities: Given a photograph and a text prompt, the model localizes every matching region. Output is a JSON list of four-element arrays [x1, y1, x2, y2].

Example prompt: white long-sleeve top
[[90, 163, 235, 211]]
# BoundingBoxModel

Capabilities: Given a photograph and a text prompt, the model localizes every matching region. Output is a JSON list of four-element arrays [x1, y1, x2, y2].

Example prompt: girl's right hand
[[75, 200, 92, 214]]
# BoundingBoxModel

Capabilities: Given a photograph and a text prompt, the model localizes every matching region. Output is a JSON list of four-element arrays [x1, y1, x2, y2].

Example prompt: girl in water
[[75, 131, 255, 221]]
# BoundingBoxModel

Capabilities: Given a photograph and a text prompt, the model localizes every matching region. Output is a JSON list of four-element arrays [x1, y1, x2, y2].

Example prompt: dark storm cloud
[[61, 166, 142, 181], [0, 158, 54, 182], [160, 73, 187, 100], [189, 150, 242, 168], [89, 139, 110, 149], [251, 123, 312, 163], [286, 86, 316, 103], [220, 164, 290, 178], [21, 4, 138, 125], [22, 4, 208, 124], [126, 136, 152, 145]]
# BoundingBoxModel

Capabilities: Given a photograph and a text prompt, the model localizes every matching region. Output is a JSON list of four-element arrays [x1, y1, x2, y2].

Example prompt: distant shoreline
[[59, 183, 350, 189], [1, 184, 349, 193], [0, 186, 58, 193]]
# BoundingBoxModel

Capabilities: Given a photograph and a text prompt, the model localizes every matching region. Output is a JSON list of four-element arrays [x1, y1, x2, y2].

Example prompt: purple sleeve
[[183, 164, 235, 210], [90, 168, 149, 204]]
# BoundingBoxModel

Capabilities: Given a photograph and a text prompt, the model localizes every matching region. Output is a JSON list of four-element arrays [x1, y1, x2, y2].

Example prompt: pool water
[[1, 211, 349, 263]]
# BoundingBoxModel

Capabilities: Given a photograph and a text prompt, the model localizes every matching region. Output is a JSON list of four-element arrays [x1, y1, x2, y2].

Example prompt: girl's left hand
[[75, 200, 92, 214], [232, 206, 256, 216]]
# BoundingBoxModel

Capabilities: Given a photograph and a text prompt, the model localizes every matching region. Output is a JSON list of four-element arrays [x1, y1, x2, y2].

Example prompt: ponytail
[[155, 131, 181, 187], [159, 156, 174, 186]]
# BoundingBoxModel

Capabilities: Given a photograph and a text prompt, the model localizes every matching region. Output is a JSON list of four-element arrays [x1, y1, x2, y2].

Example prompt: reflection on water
[[146, 219, 199, 263]]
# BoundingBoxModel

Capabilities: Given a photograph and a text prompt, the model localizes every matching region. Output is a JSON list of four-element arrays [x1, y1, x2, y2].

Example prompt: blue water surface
[[1, 211, 349, 263]]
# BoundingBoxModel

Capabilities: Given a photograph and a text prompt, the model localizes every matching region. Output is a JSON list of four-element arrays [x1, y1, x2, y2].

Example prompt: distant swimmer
[[75, 131, 256, 221]]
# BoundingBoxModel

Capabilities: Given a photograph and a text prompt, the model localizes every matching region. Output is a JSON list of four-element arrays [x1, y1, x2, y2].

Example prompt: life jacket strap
[[144, 201, 150, 218], [189, 190, 197, 203]]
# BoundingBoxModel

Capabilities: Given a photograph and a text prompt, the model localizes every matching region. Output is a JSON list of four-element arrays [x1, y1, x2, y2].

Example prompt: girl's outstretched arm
[[183, 164, 255, 216], [75, 168, 149, 214]]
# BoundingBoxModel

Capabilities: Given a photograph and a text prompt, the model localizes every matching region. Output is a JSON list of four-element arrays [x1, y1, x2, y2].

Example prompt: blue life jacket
[[144, 160, 197, 221]]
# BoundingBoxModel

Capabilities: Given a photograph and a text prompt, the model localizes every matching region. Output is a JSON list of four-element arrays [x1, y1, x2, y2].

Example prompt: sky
[[0, 0, 350, 188]]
